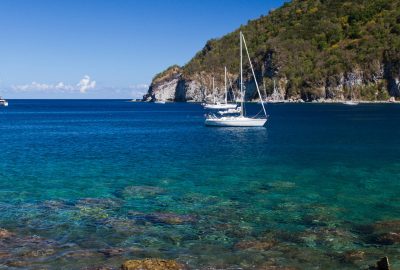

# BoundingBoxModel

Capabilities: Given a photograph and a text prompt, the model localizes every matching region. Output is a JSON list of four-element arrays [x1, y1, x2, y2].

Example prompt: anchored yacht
[[205, 32, 267, 127], [0, 97, 8, 107], [203, 69, 237, 110]]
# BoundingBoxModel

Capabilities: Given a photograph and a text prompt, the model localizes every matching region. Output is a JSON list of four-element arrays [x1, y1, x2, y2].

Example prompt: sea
[[0, 100, 399, 269]]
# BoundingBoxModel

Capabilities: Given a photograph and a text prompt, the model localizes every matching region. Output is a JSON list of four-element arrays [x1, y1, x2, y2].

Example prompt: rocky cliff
[[143, 0, 400, 102]]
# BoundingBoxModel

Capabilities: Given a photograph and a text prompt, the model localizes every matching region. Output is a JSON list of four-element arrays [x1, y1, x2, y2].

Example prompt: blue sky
[[0, 0, 285, 98]]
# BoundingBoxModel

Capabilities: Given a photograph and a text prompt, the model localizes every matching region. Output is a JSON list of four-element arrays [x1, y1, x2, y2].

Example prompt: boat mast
[[224, 66, 228, 104], [212, 76, 216, 104], [240, 32, 244, 117], [242, 33, 267, 117]]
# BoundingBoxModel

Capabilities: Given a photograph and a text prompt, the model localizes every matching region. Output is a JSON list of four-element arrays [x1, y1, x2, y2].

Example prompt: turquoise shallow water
[[0, 100, 400, 269]]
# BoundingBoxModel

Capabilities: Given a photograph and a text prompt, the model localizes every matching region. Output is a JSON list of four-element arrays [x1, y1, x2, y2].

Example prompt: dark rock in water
[[377, 257, 390, 270], [361, 220, 400, 245], [373, 232, 400, 245], [121, 259, 186, 270], [367, 257, 390, 270], [98, 248, 125, 257]]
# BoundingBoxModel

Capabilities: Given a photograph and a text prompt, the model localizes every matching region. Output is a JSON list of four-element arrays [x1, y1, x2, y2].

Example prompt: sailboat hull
[[343, 101, 359, 106], [205, 117, 267, 127], [203, 104, 237, 110]]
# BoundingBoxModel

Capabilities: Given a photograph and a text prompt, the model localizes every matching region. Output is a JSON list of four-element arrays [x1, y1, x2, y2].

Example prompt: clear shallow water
[[0, 100, 400, 269]]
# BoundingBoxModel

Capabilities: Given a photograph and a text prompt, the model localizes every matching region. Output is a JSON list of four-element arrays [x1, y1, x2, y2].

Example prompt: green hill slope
[[144, 0, 400, 102]]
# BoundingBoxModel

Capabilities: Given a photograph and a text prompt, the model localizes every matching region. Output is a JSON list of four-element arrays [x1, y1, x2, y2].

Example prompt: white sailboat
[[203, 69, 237, 110], [205, 32, 267, 127], [343, 100, 359, 106], [0, 97, 8, 107]]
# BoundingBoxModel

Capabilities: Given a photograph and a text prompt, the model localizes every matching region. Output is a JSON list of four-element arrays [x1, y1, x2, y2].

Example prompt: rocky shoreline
[[141, 66, 400, 104], [1, 190, 400, 269]]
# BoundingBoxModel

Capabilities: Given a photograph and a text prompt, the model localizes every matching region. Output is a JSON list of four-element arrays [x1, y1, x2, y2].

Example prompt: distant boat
[[217, 107, 242, 115], [154, 100, 166, 104], [205, 32, 267, 127], [0, 97, 8, 107], [343, 100, 359, 106], [203, 68, 237, 110]]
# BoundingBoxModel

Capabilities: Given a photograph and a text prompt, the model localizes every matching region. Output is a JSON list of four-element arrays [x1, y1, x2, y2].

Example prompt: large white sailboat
[[0, 97, 8, 107], [203, 69, 237, 110], [205, 32, 267, 127]]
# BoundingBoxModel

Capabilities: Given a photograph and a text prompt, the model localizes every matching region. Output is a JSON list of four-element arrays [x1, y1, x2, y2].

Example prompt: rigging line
[[241, 33, 267, 117]]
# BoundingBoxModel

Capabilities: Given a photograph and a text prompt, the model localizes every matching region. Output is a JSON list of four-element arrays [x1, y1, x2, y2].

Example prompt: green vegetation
[[180, 0, 400, 100], [152, 65, 182, 83]]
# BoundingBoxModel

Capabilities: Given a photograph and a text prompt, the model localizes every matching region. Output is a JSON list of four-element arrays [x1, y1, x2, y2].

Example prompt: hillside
[[143, 0, 400, 102]]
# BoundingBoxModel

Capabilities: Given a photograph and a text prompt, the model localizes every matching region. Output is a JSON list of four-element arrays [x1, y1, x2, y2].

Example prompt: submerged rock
[[121, 259, 186, 270], [340, 250, 365, 263], [101, 217, 141, 234], [42, 199, 72, 210], [0, 228, 14, 238], [234, 239, 276, 251], [361, 220, 400, 245], [376, 257, 390, 270], [98, 248, 125, 257], [143, 212, 197, 225], [77, 198, 121, 209], [122, 186, 165, 198], [265, 181, 296, 190], [298, 227, 357, 250], [82, 267, 116, 270], [75, 205, 109, 220], [367, 257, 390, 270]]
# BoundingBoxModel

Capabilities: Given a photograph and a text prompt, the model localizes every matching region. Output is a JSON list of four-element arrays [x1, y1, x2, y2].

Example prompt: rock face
[[142, 0, 400, 102], [143, 62, 396, 102], [142, 66, 205, 102], [121, 259, 185, 270], [142, 65, 182, 102]]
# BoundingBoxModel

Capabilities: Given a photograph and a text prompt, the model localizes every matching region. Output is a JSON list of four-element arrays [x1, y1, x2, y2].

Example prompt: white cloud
[[12, 75, 96, 93], [77, 75, 96, 93]]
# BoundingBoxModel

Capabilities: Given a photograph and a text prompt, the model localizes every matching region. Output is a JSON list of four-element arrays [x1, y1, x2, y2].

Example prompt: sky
[[0, 0, 285, 99]]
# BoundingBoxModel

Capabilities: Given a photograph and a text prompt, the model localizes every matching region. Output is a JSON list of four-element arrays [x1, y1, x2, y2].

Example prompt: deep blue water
[[0, 100, 400, 269]]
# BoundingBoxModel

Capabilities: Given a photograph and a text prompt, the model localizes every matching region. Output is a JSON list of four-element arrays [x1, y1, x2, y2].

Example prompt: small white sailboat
[[217, 107, 242, 115], [205, 32, 267, 127], [0, 97, 8, 107], [343, 100, 359, 106], [203, 70, 237, 110]]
